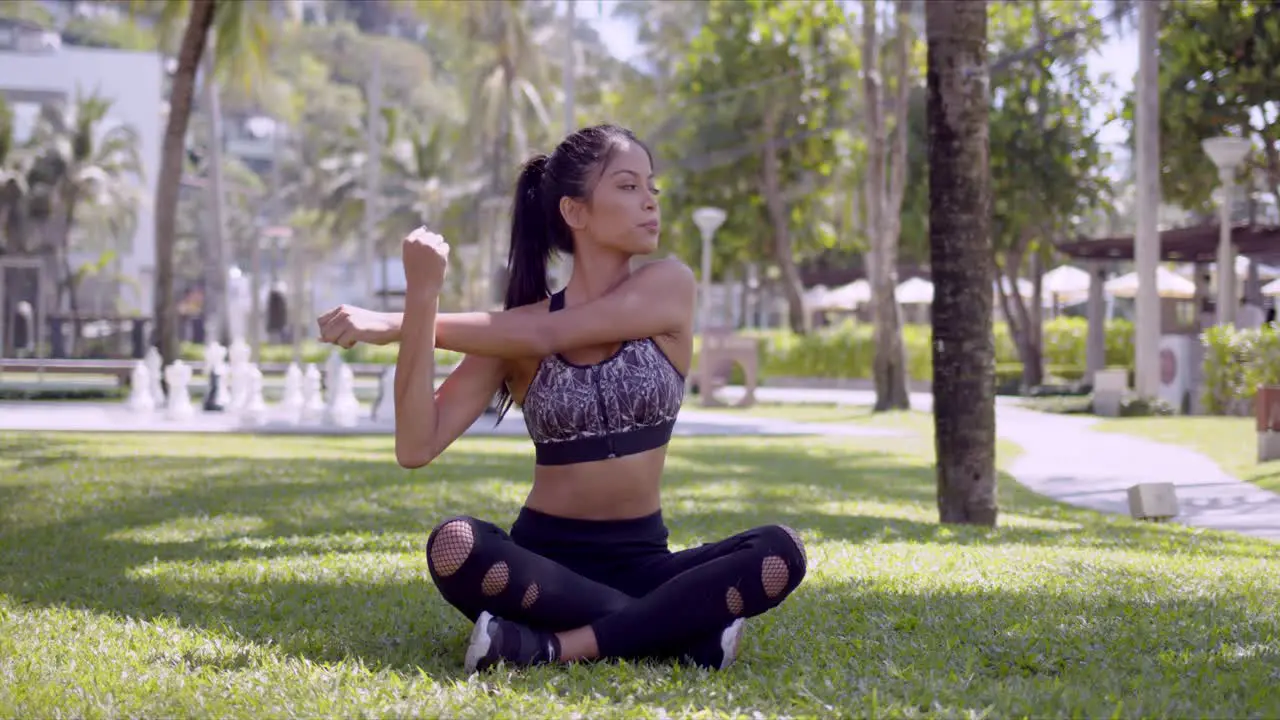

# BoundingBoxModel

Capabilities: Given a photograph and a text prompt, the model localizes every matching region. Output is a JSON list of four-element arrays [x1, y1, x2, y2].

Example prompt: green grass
[[1093, 416, 1280, 494], [2, 429, 1279, 719], [685, 400, 879, 425]]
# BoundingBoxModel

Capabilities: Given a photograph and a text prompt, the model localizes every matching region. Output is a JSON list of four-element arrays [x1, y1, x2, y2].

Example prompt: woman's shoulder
[[634, 256, 695, 285]]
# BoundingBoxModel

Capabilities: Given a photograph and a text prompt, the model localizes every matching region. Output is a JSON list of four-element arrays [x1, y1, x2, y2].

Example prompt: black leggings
[[425, 506, 807, 663]]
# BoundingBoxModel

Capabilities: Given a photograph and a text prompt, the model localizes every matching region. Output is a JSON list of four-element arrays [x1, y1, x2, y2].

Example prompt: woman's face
[[563, 140, 661, 257]]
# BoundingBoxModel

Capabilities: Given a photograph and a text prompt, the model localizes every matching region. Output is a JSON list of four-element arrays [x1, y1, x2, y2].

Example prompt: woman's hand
[[404, 226, 450, 295], [317, 305, 401, 348]]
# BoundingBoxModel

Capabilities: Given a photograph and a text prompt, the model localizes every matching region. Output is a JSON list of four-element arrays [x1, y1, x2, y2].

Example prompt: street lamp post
[[1202, 136, 1251, 326], [1133, 0, 1161, 399], [692, 207, 727, 338]]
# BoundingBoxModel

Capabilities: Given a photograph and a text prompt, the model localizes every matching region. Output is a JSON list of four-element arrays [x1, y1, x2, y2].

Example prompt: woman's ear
[[560, 196, 588, 230]]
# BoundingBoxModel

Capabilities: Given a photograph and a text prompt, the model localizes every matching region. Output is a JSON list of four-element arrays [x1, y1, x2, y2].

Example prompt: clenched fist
[[404, 226, 449, 294], [317, 304, 399, 348]]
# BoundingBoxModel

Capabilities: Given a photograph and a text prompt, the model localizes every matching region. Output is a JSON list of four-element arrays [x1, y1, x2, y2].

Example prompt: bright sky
[[579, 0, 1140, 150]]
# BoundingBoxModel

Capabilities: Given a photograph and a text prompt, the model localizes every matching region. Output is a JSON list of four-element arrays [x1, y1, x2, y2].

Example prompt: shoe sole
[[719, 618, 745, 670], [464, 611, 495, 673]]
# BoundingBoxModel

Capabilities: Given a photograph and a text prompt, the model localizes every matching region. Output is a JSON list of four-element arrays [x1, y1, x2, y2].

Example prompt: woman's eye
[[649, 187, 661, 196], [620, 184, 638, 191]]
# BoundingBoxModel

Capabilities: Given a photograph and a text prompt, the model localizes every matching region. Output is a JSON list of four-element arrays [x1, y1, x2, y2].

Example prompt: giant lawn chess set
[[121, 339, 400, 433]]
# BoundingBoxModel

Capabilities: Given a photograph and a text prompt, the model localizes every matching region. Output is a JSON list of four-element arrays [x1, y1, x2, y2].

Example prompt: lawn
[[687, 401, 878, 425], [1093, 416, 1280, 494], [2, 427, 1278, 719]]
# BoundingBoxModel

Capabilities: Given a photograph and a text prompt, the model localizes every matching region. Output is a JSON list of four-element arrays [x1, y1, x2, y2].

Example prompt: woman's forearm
[[368, 309, 537, 357], [393, 293, 439, 468], [434, 311, 547, 359]]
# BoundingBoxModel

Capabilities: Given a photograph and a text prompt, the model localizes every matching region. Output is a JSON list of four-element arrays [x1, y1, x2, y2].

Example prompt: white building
[[0, 21, 164, 315]]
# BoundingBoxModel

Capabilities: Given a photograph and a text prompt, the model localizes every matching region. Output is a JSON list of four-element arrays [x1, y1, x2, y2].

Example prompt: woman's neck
[[563, 246, 633, 303]]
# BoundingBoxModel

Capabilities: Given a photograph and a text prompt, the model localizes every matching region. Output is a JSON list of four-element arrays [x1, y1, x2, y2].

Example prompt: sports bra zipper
[[592, 368, 617, 458]]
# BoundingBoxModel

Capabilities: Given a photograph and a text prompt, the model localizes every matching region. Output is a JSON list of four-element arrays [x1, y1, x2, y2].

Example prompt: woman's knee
[[426, 515, 485, 579], [756, 524, 807, 598]]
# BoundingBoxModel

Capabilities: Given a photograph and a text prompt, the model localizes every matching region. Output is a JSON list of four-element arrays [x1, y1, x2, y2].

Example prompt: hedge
[[738, 316, 1133, 382], [1200, 324, 1280, 415], [179, 316, 1135, 385]]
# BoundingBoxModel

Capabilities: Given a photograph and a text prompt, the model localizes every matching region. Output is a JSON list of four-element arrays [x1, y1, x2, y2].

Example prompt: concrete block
[[1127, 482, 1179, 521], [1093, 369, 1128, 418], [1259, 432, 1280, 463]]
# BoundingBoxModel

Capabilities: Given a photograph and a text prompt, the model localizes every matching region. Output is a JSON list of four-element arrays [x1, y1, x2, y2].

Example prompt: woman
[[317, 124, 806, 673]]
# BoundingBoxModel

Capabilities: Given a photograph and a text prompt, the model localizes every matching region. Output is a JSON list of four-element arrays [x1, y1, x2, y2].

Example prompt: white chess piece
[[202, 341, 230, 410], [371, 365, 396, 423], [164, 360, 196, 421], [326, 365, 361, 428], [281, 362, 305, 423], [241, 366, 268, 426], [145, 347, 165, 408], [301, 363, 326, 424], [228, 340, 253, 411], [125, 360, 154, 412], [324, 349, 344, 406]]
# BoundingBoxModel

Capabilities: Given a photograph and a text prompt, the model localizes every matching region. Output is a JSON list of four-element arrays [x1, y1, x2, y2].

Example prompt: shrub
[[180, 341, 460, 368], [1201, 324, 1280, 415], [738, 317, 1130, 385], [1119, 394, 1176, 417]]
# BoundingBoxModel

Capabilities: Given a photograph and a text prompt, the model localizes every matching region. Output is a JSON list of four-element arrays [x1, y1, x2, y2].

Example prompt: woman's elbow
[[396, 452, 430, 470], [395, 438, 437, 469]]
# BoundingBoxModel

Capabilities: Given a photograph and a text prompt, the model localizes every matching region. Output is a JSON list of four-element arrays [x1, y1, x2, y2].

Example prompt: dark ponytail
[[493, 124, 653, 419], [503, 153, 559, 311]]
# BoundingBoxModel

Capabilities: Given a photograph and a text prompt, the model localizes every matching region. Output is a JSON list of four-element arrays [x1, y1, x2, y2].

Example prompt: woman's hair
[[493, 123, 653, 418]]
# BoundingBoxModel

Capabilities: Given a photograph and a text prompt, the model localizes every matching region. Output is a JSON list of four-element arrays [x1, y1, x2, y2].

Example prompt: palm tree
[[28, 91, 144, 323], [418, 0, 555, 305], [0, 95, 33, 255], [139, 0, 271, 364], [925, 0, 997, 526]]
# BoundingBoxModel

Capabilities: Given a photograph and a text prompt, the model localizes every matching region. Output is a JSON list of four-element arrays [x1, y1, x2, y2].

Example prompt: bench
[[696, 331, 761, 408]]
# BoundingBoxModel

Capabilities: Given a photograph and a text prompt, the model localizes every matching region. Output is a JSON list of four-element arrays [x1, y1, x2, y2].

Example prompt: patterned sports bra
[[521, 290, 686, 466]]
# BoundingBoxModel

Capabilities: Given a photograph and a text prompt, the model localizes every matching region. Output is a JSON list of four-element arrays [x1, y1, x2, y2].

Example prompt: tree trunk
[[1029, 249, 1044, 377], [52, 185, 81, 354], [1264, 136, 1280, 216], [203, 43, 231, 347], [761, 110, 808, 334], [995, 234, 1044, 391], [155, 0, 218, 365], [926, 0, 997, 527], [862, 0, 912, 412]]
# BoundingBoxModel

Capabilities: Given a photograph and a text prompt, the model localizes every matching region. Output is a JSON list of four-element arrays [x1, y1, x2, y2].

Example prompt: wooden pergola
[[1051, 223, 1280, 385], [1054, 223, 1280, 264]]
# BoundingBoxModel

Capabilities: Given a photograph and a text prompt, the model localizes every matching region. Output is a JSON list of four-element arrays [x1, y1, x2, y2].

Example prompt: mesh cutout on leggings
[[780, 525, 807, 568], [725, 587, 744, 615], [761, 555, 789, 597], [521, 583, 540, 609], [428, 519, 474, 577], [481, 561, 510, 596]]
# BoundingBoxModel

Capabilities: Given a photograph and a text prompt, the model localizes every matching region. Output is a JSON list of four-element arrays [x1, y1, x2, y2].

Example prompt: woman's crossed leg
[[424, 516, 807, 671]]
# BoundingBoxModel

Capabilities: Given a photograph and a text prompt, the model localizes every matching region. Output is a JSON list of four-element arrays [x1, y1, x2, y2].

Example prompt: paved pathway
[[0, 399, 907, 440], [3, 385, 1278, 541], [686, 388, 1280, 541], [994, 405, 1280, 541]]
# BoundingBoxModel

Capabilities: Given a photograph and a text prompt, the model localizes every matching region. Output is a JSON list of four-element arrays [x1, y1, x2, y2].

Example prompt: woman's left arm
[[435, 258, 696, 358]]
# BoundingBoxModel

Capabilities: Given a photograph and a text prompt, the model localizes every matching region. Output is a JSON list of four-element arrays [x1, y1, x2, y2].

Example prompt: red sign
[[1160, 348, 1177, 386]]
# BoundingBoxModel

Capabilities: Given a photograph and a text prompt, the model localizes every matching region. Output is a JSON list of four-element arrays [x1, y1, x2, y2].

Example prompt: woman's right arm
[[319, 303, 503, 468], [399, 352, 506, 469], [394, 288, 506, 469]]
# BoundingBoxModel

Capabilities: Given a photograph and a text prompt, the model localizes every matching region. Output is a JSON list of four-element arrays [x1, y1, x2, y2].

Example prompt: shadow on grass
[[0, 431, 1274, 693], [763, 572, 1279, 716]]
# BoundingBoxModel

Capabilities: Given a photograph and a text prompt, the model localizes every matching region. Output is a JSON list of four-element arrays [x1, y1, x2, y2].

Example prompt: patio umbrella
[[1104, 266, 1196, 300], [826, 279, 872, 309], [896, 277, 934, 304]]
